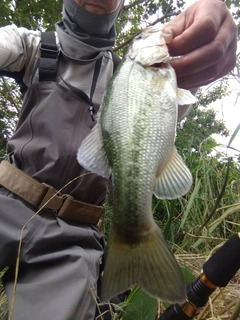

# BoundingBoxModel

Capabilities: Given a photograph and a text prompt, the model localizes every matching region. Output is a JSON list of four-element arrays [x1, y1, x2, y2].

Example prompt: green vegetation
[[0, 270, 7, 320]]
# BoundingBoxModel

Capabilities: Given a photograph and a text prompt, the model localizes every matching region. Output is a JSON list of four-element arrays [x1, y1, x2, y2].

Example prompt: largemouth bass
[[77, 24, 197, 303]]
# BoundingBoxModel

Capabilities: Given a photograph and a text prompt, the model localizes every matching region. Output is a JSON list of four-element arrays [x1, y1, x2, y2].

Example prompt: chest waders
[[0, 31, 120, 225], [0, 31, 120, 320]]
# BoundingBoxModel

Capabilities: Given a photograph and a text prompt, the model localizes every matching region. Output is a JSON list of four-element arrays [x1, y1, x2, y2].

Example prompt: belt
[[0, 160, 104, 225]]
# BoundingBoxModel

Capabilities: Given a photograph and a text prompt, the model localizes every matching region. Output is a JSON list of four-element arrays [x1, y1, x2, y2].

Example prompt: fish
[[77, 23, 197, 303]]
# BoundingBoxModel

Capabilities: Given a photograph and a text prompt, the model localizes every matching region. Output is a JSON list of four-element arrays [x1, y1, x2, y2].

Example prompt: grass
[[0, 270, 7, 320]]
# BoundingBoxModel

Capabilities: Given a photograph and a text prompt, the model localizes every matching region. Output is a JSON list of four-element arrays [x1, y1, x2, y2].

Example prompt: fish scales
[[77, 23, 197, 303], [102, 62, 175, 233]]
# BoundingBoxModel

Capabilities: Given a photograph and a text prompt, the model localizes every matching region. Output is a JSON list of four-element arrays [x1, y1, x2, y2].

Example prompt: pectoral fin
[[177, 88, 197, 106], [77, 121, 112, 178], [177, 88, 197, 122], [154, 148, 192, 199]]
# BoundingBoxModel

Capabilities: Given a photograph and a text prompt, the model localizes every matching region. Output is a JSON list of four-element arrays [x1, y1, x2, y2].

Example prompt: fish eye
[[135, 34, 142, 40]]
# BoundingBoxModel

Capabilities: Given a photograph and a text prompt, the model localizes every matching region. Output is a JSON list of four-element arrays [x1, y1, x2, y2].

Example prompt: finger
[[170, 17, 237, 79], [166, 0, 228, 56], [176, 43, 236, 90], [168, 17, 221, 56]]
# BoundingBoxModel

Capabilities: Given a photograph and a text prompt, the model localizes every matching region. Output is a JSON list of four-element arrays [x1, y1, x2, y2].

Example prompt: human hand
[[166, 0, 237, 89]]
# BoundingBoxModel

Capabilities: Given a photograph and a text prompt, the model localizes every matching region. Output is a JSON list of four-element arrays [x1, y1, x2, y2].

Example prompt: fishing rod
[[158, 233, 240, 320]]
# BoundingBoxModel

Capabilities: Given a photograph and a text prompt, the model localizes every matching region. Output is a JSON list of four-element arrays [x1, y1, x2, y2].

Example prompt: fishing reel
[[158, 233, 240, 320]]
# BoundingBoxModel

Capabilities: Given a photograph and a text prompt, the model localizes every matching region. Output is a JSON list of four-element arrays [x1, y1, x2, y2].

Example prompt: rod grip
[[203, 233, 240, 287]]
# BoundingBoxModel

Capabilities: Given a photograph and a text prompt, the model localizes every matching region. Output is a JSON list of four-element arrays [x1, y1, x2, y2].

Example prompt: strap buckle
[[38, 183, 67, 214], [40, 45, 59, 54]]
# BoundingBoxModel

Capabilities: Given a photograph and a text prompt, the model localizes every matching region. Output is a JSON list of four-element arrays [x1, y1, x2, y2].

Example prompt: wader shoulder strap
[[111, 51, 121, 72], [39, 31, 59, 82], [0, 31, 119, 97], [0, 31, 59, 94], [39, 32, 120, 80], [0, 67, 27, 95]]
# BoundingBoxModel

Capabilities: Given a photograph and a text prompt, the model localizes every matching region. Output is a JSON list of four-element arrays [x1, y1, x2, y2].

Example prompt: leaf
[[122, 288, 157, 320], [179, 179, 201, 230], [227, 122, 240, 148], [181, 266, 196, 285], [208, 204, 240, 227]]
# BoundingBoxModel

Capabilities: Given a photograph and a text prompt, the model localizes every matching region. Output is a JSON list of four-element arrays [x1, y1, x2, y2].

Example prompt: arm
[[0, 24, 41, 87], [166, 0, 237, 89]]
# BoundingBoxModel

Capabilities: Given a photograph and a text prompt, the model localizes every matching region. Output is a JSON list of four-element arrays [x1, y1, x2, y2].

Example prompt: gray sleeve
[[0, 24, 41, 87]]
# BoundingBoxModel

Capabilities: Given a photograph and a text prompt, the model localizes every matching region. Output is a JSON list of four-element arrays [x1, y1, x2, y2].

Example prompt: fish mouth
[[148, 62, 167, 69]]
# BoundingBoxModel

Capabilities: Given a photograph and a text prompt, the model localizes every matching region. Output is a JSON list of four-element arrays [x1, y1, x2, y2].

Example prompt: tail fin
[[101, 225, 185, 303]]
